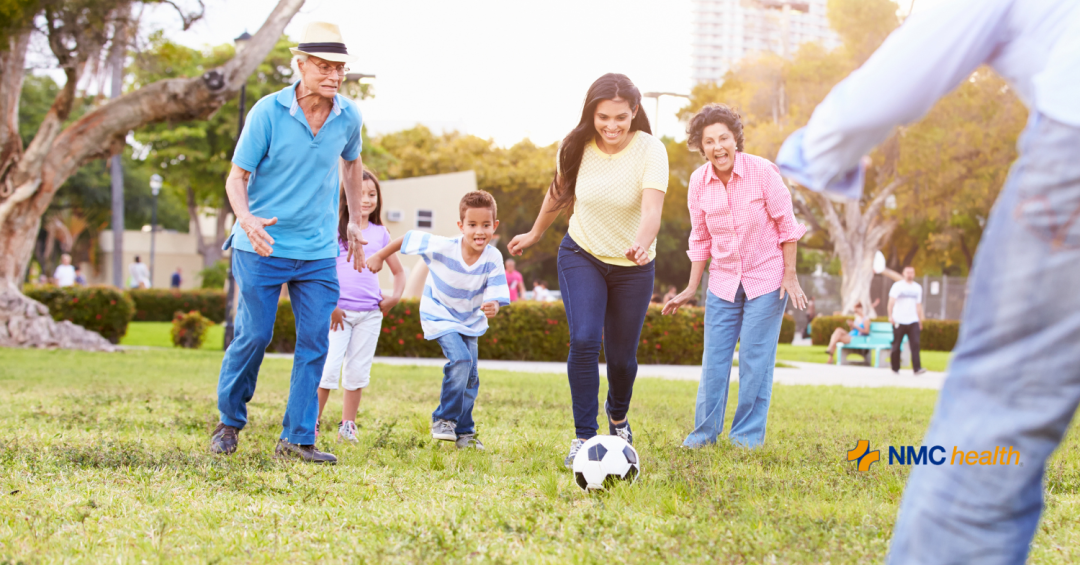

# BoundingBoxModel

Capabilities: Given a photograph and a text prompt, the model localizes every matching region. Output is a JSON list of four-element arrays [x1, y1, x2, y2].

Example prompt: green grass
[[121, 321, 226, 351], [775, 344, 953, 373], [1, 349, 1078, 563]]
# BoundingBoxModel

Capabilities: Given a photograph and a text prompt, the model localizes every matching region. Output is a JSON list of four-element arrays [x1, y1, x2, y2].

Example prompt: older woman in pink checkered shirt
[[663, 104, 807, 448]]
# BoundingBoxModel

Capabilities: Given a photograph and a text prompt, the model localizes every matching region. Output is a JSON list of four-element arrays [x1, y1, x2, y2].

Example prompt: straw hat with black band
[[289, 22, 357, 64]]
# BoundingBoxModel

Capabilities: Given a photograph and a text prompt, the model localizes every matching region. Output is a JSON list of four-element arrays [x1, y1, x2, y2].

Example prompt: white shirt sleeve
[[776, 0, 1014, 198]]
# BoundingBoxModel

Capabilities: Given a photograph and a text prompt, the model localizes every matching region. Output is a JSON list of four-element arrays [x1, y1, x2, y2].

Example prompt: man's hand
[[330, 308, 345, 332], [346, 223, 369, 272], [481, 301, 500, 318], [889, 316, 896, 327], [379, 295, 399, 317], [365, 253, 385, 274], [238, 214, 278, 257], [662, 288, 697, 316], [624, 243, 649, 266]]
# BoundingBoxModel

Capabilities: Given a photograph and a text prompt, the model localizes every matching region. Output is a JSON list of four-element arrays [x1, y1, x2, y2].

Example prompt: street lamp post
[[149, 173, 163, 288], [641, 92, 690, 138], [224, 30, 252, 351]]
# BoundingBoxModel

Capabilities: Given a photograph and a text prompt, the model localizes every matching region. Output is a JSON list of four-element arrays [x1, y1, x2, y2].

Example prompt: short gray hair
[[291, 53, 309, 76]]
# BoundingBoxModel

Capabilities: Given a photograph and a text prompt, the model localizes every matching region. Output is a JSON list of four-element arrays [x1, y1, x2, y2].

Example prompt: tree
[[0, 0, 305, 350]]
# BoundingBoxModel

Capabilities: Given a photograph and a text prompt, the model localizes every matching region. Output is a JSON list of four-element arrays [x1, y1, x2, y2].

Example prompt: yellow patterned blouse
[[565, 131, 669, 266]]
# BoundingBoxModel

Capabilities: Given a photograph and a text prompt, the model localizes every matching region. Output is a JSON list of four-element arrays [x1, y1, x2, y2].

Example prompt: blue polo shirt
[[226, 81, 362, 260]]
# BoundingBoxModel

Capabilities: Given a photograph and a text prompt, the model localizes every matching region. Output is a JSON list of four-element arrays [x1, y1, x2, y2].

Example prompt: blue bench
[[835, 322, 907, 368]]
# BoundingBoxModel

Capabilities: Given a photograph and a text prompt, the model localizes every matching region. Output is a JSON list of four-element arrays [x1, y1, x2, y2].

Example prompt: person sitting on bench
[[826, 302, 869, 364]]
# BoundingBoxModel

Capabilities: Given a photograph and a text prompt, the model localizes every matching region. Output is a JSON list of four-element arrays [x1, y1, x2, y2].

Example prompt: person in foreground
[[774, 1, 1080, 561], [507, 73, 668, 468], [210, 23, 368, 464], [663, 104, 807, 449], [317, 170, 406, 443], [367, 191, 510, 450]]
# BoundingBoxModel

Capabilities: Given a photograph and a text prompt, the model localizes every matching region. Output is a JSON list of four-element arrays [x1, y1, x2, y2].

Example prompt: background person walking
[[888, 266, 925, 375], [662, 104, 807, 449], [508, 73, 668, 468]]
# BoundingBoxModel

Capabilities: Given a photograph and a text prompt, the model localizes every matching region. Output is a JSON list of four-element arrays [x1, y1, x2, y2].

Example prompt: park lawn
[[121, 321, 226, 351], [775, 344, 953, 373], [1, 350, 1078, 564]]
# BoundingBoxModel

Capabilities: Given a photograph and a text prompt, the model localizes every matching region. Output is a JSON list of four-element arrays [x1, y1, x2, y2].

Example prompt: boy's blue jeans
[[432, 332, 480, 435], [216, 250, 339, 446], [888, 114, 1080, 563], [684, 285, 787, 448]]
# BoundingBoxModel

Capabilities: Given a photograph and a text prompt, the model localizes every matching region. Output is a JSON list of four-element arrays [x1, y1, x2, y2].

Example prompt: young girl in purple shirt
[[317, 170, 406, 443]]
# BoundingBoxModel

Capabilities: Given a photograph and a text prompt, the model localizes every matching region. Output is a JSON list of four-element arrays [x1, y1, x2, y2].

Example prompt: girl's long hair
[[338, 169, 383, 249], [549, 73, 651, 211]]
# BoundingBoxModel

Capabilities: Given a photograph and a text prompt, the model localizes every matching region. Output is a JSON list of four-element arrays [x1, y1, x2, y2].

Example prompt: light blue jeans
[[431, 333, 480, 435], [888, 114, 1080, 564], [684, 285, 787, 448]]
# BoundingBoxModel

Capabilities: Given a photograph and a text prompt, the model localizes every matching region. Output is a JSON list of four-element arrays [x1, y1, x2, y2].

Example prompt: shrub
[[171, 311, 214, 349], [199, 260, 228, 290], [779, 314, 795, 344], [266, 299, 791, 363], [811, 314, 959, 351], [128, 289, 226, 323], [23, 285, 134, 343]]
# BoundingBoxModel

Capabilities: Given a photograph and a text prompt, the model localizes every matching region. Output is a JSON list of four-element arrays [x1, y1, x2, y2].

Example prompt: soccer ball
[[572, 435, 640, 491]]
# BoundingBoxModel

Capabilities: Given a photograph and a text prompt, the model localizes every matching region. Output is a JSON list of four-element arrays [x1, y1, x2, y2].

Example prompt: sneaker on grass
[[273, 439, 337, 464], [606, 402, 633, 445], [455, 433, 484, 450], [338, 421, 359, 444], [431, 419, 457, 441], [210, 423, 238, 455], [564, 438, 585, 469]]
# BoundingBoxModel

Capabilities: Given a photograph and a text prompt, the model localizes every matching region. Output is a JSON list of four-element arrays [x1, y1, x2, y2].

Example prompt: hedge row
[[267, 299, 797, 364], [810, 315, 959, 351], [23, 285, 134, 343], [128, 289, 226, 323]]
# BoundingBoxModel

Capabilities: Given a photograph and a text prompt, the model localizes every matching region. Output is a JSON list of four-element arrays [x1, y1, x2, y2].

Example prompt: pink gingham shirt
[[687, 152, 807, 302]]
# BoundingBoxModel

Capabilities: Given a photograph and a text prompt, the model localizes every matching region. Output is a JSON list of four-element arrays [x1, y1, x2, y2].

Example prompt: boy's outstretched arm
[[366, 236, 404, 274]]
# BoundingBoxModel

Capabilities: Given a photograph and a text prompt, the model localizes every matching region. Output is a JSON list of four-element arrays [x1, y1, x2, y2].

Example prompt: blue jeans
[[684, 285, 787, 448], [217, 250, 339, 445], [557, 234, 654, 439], [431, 333, 480, 435], [888, 114, 1080, 564]]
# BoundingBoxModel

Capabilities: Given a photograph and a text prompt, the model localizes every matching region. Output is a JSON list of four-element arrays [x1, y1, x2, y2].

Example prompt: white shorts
[[319, 309, 383, 391]]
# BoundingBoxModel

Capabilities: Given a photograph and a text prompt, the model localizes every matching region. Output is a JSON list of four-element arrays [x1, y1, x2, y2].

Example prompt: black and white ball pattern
[[572, 435, 640, 491]]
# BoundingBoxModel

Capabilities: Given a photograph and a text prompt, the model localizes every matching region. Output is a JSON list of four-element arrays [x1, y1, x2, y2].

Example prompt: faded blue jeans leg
[[888, 113, 1080, 564], [684, 285, 787, 448], [432, 332, 480, 435]]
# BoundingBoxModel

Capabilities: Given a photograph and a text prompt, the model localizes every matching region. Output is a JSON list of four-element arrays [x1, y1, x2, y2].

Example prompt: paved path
[[368, 356, 946, 390]]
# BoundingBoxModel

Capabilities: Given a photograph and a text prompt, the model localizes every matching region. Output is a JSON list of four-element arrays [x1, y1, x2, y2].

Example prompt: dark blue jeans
[[217, 250, 339, 445], [557, 234, 654, 439], [431, 332, 480, 435]]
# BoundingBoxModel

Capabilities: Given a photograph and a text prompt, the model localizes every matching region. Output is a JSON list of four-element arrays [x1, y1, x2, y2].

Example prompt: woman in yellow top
[[508, 73, 668, 468]]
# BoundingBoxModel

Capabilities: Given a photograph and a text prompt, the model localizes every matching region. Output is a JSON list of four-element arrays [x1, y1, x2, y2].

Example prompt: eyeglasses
[[310, 62, 350, 77]]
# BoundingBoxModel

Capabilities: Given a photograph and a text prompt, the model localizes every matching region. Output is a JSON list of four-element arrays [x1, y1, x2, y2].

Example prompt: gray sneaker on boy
[[431, 419, 458, 441], [564, 438, 585, 469]]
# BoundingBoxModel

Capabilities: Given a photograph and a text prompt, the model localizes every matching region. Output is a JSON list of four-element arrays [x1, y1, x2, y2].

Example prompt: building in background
[[691, 0, 840, 84]]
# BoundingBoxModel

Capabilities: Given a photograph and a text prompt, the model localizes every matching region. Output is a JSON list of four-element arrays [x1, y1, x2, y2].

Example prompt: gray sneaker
[[564, 438, 585, 469], [273, 439, 338, 464], [338, 420, 359, 444], [431, 419, 457, 441], [455, 433, 484, 450]]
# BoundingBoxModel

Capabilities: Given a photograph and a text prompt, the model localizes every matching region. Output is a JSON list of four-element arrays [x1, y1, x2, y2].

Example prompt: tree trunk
[[0, 0, 305, 350], [809, 178, 902, 318]]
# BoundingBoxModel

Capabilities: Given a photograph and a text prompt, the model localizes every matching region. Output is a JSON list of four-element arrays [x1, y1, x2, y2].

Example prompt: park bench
[[835, 321, 907, 368]]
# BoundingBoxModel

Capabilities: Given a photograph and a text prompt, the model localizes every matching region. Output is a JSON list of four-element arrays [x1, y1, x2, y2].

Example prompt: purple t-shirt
[[336, 224, 391, 312]]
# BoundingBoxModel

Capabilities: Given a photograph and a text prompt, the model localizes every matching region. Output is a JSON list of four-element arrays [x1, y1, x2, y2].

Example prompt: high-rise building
[[691, 0, 841, 84]]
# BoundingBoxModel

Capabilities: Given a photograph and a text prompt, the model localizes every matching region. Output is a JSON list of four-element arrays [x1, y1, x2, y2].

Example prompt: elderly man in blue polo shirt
[[210, 23, 369, 464]]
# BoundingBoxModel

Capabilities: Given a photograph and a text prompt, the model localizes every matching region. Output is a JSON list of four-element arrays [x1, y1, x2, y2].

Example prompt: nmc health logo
[[846, 440, 1021, 472]]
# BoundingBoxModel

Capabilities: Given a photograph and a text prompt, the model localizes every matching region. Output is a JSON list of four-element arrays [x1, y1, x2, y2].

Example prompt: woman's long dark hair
[[338, 169, 383, 249], [549, 73, 652, 211]]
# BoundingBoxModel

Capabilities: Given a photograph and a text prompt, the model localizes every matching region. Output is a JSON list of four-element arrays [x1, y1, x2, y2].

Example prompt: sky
[[115, 0, 939, 147]]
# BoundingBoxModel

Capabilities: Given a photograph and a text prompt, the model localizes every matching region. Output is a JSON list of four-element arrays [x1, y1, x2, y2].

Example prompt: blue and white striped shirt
[[401, 231, 511, 340]]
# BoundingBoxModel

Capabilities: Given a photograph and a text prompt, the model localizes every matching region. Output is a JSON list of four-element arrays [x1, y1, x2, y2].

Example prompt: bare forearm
[[917, 304, 925, 322], [684, 261, 707, 292], [781, 241, 797, 274], [633, 189, 665, 249], [529, 189, 563, 236], [374, 236, 405, 260], [225, 166, 253, 219], [888, 298, 896, 318], [341, 157, 366, 225]]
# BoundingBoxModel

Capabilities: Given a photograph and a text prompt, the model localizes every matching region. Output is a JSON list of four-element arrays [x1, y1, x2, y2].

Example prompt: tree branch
[[863, 177, 903, 227], [157, 0, 205, 30]]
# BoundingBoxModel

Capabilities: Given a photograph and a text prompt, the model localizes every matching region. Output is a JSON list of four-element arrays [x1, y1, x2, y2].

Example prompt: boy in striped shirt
[[366, 191, 510, 449]]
